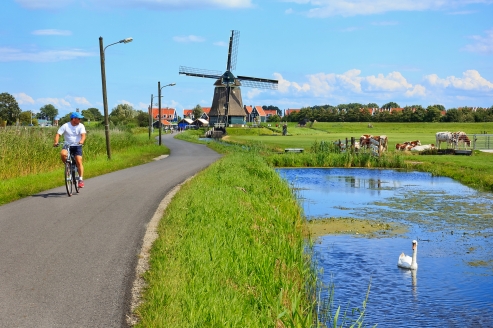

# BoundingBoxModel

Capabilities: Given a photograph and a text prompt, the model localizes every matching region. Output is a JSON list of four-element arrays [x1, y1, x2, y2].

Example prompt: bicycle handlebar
[[54, 142, 84, 148]]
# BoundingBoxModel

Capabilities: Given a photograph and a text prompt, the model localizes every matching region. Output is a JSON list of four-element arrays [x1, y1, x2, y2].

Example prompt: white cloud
[[462, 28, 493, 54], [68, 96, 91, 105], [173, 35, 206, 43], [273, 69, 430, 102], [424, 70, 493, 91], [38, 97, 71, 108], [0, 47, 95, 62], [274, 73, 311, 94], [32, 29, 72, 36], [13, 93, 35, 105], [282, 0, 493, 17], [246, 88, 263, 99]]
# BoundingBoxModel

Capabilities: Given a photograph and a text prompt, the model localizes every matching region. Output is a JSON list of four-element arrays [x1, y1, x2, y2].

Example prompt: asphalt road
[[0, 133, 221, 327]]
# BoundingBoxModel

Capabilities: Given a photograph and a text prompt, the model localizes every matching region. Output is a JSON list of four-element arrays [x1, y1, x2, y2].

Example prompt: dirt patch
[[306, 217, 407, 239]]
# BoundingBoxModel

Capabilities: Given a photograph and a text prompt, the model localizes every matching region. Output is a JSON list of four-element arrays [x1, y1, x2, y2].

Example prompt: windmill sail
[[179, 30, 278, 127]]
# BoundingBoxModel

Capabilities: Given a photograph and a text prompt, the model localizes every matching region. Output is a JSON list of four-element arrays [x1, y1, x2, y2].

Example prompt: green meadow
[[224, 122, 493, 192]]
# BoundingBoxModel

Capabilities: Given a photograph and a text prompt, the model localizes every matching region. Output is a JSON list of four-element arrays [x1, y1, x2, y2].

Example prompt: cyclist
[[54, 112, 87, 188]]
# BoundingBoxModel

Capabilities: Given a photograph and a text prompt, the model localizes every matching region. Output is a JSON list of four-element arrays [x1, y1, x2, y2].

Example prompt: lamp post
[[99, 36, 133, 159], [148, 95, 159, 140], [157, 82, 176, 145]]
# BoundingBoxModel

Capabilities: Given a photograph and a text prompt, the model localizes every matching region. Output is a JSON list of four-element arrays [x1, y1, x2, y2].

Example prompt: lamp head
[[121, 37, 133, 44]]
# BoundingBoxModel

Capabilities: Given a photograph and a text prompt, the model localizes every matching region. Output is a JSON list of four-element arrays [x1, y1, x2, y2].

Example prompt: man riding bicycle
[[54, 112, 87, 188]]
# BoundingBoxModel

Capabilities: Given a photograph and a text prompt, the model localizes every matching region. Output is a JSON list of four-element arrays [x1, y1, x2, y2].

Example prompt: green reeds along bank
[[136, 152, 316, 327], [0, 127, 168, 205]]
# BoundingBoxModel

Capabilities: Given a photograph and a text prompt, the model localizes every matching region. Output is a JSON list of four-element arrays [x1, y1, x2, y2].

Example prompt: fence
[[473, 134, 493, 151]]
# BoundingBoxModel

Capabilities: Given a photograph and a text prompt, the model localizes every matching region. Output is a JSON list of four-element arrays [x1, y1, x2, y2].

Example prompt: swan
[[397, 240, 418, 270]]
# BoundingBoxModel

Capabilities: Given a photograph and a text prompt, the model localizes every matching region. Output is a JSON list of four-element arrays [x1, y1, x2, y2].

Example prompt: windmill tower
[[179, 30, 278, 131]]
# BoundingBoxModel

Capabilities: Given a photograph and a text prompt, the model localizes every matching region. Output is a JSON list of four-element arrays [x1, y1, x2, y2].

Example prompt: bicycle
[[55, 142, 82, 196]]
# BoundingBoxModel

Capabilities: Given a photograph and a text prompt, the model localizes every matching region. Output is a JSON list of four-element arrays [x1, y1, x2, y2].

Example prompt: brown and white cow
[[453, 131, 471, 149]]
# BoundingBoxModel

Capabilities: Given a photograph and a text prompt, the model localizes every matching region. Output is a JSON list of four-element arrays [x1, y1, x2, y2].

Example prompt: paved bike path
[[0, 134, 221, 327]]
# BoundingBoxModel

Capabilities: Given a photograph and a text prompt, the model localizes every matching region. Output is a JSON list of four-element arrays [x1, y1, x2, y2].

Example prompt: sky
[[1, 0, 493, 119]]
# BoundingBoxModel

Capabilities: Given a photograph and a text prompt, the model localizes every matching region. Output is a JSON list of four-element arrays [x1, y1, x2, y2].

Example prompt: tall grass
[[135, 151, 317, 327], [0, 127, 168, 205], [0, 126, 145, 180]]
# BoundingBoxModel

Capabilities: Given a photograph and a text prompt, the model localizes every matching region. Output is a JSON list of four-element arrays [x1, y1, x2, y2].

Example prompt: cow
[[359, 134, 372, 148], [410, 144, 436, 152], [453, 131, 471, 149], [373, 135, 388, 152], [436, 132, 454, 149]]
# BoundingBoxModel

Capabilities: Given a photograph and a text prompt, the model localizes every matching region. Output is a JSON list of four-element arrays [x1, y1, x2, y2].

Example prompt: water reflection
[[278, 168, 493, 328]]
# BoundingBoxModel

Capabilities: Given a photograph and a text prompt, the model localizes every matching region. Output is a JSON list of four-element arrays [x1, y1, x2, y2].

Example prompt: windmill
[[179, 30, 278, 134]]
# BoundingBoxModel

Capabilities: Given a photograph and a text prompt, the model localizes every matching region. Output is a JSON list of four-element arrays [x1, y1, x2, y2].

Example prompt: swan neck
[[411, 247, 417, 267]]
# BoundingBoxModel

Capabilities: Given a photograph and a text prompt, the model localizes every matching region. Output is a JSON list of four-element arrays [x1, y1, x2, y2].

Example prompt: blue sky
[[2, 0, 493, 118]]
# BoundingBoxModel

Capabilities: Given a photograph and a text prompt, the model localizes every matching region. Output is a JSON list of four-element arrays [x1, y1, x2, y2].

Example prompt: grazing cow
[[453, 131, 470, 149], [360, 134, 372, 148], [435, 132, 453, 149], [373, 135, 388, 151]]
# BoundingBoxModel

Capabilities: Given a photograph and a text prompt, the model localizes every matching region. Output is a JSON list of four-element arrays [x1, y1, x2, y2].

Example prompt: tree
[[19, 111, 33, 125], [267, 114, 281, 122], [367, 102, 379, 109], [425, 106, 442, 122], [192, 104, 203, 120], [0, 92, 21, 125], [109, 103, 136, 125], [83, 107, 103, 121], [135, 110, 150, 127], [39, 104, 59, 122], [382, 102, 400, 110]]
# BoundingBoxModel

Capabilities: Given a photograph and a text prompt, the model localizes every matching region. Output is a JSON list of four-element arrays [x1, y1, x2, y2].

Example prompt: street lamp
[[148, 95, 160, 140], [99, 36, 133, 159], [158, 82, 176, 145]]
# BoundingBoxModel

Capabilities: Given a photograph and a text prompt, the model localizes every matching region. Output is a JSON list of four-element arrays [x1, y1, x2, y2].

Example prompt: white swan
[[397, 240, 418, 270]]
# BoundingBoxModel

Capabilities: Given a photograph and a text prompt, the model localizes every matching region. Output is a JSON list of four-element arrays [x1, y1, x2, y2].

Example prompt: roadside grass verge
[[0, 130, 168, 205], [135, 151, 316, 327]]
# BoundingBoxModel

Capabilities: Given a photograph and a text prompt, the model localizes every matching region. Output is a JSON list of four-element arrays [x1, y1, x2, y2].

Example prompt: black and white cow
[[435, 132, 454, 149]]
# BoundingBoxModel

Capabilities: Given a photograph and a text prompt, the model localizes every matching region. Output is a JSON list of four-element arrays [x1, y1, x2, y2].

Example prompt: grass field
[[226, 122, 493, 151]]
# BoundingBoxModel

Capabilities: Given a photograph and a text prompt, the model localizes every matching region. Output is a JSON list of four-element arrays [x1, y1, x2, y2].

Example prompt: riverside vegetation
[[0, 126, 168, 205]]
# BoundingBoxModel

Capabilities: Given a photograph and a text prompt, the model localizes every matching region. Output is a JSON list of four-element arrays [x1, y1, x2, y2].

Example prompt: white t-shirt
[[57, 122, 86, 145]]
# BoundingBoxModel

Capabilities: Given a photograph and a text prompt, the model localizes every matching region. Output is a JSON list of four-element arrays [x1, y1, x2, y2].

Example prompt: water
[[278, 168, 493, 328]]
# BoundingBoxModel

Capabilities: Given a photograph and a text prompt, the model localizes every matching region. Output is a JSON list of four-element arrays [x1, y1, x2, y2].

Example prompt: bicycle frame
[[62, 143, 81, 196]]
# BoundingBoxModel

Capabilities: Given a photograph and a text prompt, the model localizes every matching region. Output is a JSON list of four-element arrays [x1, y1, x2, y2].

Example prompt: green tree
[[135, 110, 150, 127], [39, 104, 59, 123], [83, 107, 103, 121], [0, 92, 21, 125], [109, 103, 136, 125], [382, 102, 400, 110], [443, 108, 460, 122], [266, 114, 281, 122], [367, 102, 379, 108], [58, 113, 72, 126], [192, 104, 203, 120], [425, 106, 442, 122], [19, 111, 33, 125]]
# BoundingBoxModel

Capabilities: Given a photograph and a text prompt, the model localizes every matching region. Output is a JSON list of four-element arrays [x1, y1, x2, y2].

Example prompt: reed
[[135, 151, 317, 327], [0, 126, 143, 180]]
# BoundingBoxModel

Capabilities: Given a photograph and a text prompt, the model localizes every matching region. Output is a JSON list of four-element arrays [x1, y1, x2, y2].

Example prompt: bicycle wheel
[[65, 161, 73, 196], [73, 162, 80, 193]]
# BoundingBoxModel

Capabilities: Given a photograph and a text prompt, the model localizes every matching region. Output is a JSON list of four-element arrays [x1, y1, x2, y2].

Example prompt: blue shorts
[[69, 145, 83, 157]]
